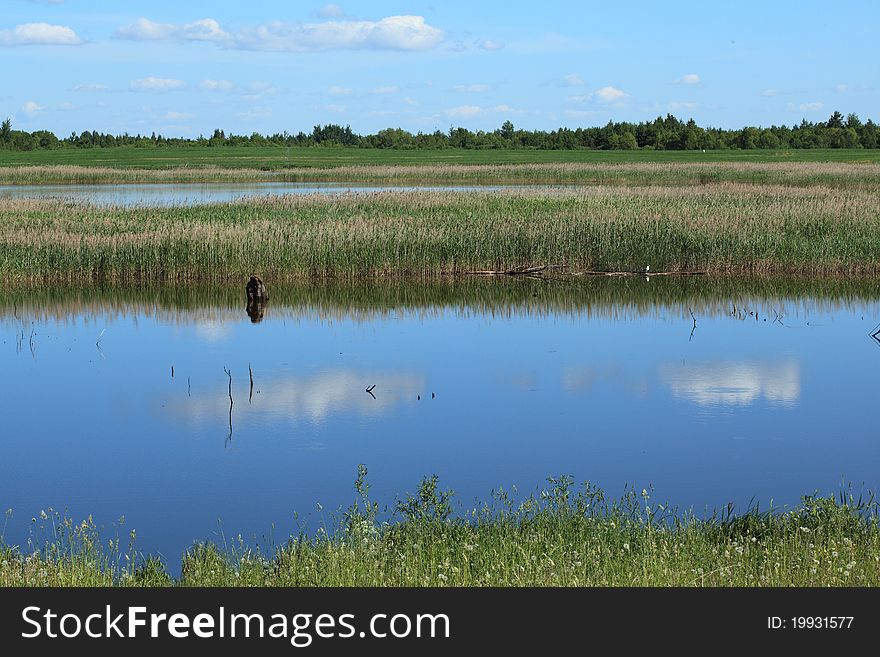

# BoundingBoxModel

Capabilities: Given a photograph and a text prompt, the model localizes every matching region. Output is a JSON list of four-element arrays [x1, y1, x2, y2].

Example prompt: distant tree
[[826, 111, 845, 129], [0, 117, 11, 145], [498, 120, 515, 141], [757, 129, 780, 149]]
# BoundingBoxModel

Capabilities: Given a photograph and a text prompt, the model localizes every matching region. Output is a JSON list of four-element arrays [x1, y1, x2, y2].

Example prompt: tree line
[[0, 112, 877, 151]]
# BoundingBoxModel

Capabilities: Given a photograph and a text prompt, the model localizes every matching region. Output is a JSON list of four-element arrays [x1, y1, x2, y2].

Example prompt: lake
[[0, 182, 512, 206], [1, 277, 878, 566]]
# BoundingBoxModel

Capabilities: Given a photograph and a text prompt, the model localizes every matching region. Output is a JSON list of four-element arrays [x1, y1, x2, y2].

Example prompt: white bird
[[644, 265, 650, 273]]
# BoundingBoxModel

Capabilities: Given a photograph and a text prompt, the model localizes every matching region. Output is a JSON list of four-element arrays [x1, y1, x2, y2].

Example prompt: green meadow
[[2, 473, 878, 587], [1, 146, 879, 173]]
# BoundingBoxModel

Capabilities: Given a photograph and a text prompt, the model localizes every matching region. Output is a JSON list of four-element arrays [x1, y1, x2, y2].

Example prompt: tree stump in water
[[246, 275, 269, 303], [246, 275, 268, 323]]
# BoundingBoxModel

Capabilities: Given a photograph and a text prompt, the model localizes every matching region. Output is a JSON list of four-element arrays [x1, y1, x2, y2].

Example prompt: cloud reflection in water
[[660, 360, 800, 407], [161, 369, 425, 427]]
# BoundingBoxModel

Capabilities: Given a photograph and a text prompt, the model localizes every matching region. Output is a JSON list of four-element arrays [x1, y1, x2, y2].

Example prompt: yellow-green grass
[[2, 475, 878, 587], [2, 161, 880, 188], [1, 183, 879, 282], [2, 146, 880, 172]]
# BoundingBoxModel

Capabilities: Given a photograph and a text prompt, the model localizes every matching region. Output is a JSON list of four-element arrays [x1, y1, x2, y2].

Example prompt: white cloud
[[22, 100, 45, 115], [115, 17, 229, 43], [675, 73, 700, 85], [165, 111, 194, 120], [835, 84, 849, 93], [237, 106, 272, 119], [130, 77, 185, 92], [314, 4, 345, 18], [117, 15, 443, 52], [445, 105, 482, 118], [563, 73, 584, 86], [567, 94, 590, 102], [0, 22, 83, 46], [594, 85, 627, 102], [240, 81, 277, 100], [760, 89, 779, 97], [74, 83, 110, 92], [454, 84, 489, 93], [403, 96, 418, 106], [371, 85, 398, 94], [200, 79, 233, 91], [180, 18, 228, 42], [58, 102, 76, 111], [669, 101, 697, 111], [324, 104, 346, 113], [475, 38, 504, 51], [564, 109, 601, 119], [795, 101, 824, 111], [327, 85, 352, 95], [115, 18, 176, 41]]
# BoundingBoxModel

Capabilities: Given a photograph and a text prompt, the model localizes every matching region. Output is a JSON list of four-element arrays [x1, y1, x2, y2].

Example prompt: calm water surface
[[0, 182, 512, 206], [1, 279, 878, 565]]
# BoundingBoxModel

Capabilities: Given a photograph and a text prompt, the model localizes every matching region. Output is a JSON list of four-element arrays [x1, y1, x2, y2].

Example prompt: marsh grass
[[3, 161, 880, 188], [2, 184, 879, 282], [2, 473, 879, 587]]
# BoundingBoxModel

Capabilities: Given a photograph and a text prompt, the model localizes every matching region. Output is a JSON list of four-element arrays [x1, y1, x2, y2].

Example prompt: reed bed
[[2, 161, 880, 188], [1, 184, 879, 281], [2, 474, 878, 586]]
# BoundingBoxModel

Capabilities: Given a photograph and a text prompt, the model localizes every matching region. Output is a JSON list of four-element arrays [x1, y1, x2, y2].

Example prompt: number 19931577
[[768, 616, 853, 629]]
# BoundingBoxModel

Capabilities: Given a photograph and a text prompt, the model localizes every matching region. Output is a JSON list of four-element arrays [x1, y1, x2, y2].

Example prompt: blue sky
[[2, 0, 877, 137]]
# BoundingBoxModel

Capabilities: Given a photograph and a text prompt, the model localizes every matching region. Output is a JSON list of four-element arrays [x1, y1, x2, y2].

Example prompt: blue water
[[1, 282, 879, 567], [0, 182, 510, 207]]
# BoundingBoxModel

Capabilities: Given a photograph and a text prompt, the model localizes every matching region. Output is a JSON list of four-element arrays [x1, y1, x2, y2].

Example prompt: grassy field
[[1, 178, 879, 281], [1, 147, 880, 172], [3, 161, 880, 187], [2, 473, 877, 586]]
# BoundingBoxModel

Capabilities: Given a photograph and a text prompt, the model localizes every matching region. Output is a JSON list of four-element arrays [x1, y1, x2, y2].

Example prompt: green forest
[[0, 111, 877, 152]]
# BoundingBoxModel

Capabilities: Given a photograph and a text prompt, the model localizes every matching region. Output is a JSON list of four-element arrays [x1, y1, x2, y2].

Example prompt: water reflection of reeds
[[1, 276, 879, 325]]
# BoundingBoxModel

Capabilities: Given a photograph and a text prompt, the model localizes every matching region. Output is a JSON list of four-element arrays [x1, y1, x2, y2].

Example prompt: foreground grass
[[2, 181, 880, 281], [2, 473, 878, 586]]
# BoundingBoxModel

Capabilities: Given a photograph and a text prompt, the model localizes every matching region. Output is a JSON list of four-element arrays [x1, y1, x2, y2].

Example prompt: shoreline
[[2, 478, 877, 587]]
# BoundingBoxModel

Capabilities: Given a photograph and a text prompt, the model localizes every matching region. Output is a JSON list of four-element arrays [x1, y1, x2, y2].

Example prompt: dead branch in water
[[469, 264, 562, 276], [572, 270, 708, 277], [249, 363, 254, 404], [224, 366, 234, 446]]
